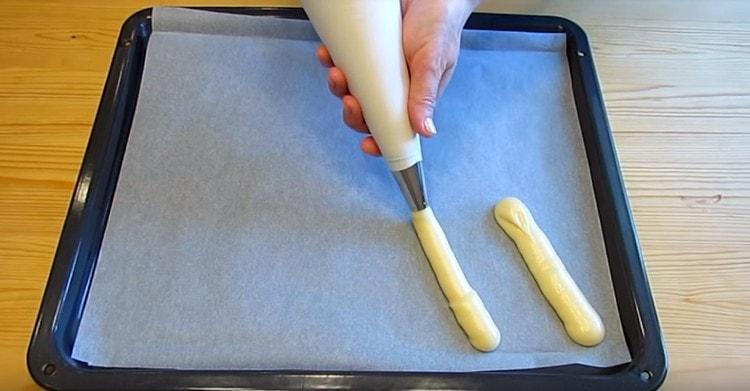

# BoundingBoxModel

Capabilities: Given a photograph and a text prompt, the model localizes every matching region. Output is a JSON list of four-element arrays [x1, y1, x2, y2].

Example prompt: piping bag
[[302, 0, 500, 351]]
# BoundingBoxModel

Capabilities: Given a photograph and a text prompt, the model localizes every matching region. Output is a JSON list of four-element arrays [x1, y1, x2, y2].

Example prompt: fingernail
[[423, 117, 437, 136]]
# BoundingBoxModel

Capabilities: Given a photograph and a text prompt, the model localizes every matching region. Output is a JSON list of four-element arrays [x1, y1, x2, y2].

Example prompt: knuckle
[[413, 56, 441, 76], [410, 93, 437, 108]]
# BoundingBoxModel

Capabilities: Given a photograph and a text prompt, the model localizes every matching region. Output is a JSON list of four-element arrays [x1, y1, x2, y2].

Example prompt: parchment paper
[[72, 7, 630, 371]]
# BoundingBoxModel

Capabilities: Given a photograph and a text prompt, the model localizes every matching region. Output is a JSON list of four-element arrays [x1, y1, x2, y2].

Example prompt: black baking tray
[[28, 7, 667, 390]]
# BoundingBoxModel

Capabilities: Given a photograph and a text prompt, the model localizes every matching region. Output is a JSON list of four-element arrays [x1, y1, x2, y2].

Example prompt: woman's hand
[[316, 0, 480, 156]]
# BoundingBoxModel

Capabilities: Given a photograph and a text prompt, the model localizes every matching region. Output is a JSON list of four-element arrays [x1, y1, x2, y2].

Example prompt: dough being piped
[[412, 207, 501, 352], [494, 197, 605, 347]]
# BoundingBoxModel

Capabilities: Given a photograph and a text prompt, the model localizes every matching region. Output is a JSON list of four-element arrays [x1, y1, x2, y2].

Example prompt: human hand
[[316, 0, 480, 156]]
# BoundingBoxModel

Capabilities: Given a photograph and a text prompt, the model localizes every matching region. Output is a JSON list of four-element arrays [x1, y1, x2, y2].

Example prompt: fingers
[[319, 46, 365, 131], [322, 55, 371, 136], [342, 95, 369, 133], [360, 136, 382, 156], [316, 45, 378, 157], [327, 67, 348, 98], [348, 98, 376, 156], [407, 52, 444, 138], [316, 45, 334, 67]]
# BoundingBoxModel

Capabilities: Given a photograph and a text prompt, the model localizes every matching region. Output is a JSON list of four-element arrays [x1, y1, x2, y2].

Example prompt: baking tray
[[28, 7, 667, 390]]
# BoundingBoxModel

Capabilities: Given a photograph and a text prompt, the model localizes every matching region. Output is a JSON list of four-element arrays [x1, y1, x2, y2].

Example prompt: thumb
[[407, 56, 443, 138]]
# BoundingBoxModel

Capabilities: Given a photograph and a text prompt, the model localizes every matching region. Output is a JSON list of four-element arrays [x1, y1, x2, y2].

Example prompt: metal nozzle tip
[[393, 162, 428, 211]]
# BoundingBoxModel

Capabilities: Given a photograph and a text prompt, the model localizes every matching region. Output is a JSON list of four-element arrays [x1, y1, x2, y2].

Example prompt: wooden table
[[1, 1, 748, 389]]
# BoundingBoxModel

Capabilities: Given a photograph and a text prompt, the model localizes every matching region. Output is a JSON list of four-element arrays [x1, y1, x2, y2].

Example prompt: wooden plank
[[1, 1, 748, 389]]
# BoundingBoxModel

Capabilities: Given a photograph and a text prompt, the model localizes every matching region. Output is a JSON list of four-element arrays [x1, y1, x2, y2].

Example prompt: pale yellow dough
[[494, 197, 605, 347], [412, 207, 501, 352]]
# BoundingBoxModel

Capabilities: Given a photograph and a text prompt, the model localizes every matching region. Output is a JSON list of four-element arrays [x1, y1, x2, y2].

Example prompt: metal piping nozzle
[[393, 162, 428, 211]]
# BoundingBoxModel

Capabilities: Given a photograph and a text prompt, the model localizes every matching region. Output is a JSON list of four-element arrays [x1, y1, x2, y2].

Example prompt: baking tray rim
[[27, 6, 667, 390]]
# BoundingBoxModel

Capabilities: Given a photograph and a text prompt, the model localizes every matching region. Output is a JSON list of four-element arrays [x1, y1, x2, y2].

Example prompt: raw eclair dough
[[412, 207, 501, 352], [494, 197, 605, 347]]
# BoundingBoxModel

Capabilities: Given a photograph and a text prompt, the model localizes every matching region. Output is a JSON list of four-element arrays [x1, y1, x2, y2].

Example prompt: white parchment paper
[[72, 8, 630, 371]]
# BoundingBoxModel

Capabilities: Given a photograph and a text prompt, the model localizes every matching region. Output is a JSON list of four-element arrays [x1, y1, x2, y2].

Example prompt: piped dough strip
[[412, 207, 501, 352], [493, 197, 605, 347]]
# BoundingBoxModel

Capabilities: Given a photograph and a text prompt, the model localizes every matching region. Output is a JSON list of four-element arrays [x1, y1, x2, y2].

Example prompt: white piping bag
[[302, 0, 427, 211]]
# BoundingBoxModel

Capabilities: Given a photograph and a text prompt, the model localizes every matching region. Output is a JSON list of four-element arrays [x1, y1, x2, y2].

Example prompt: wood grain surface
[[1, 1, 748, 389]]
